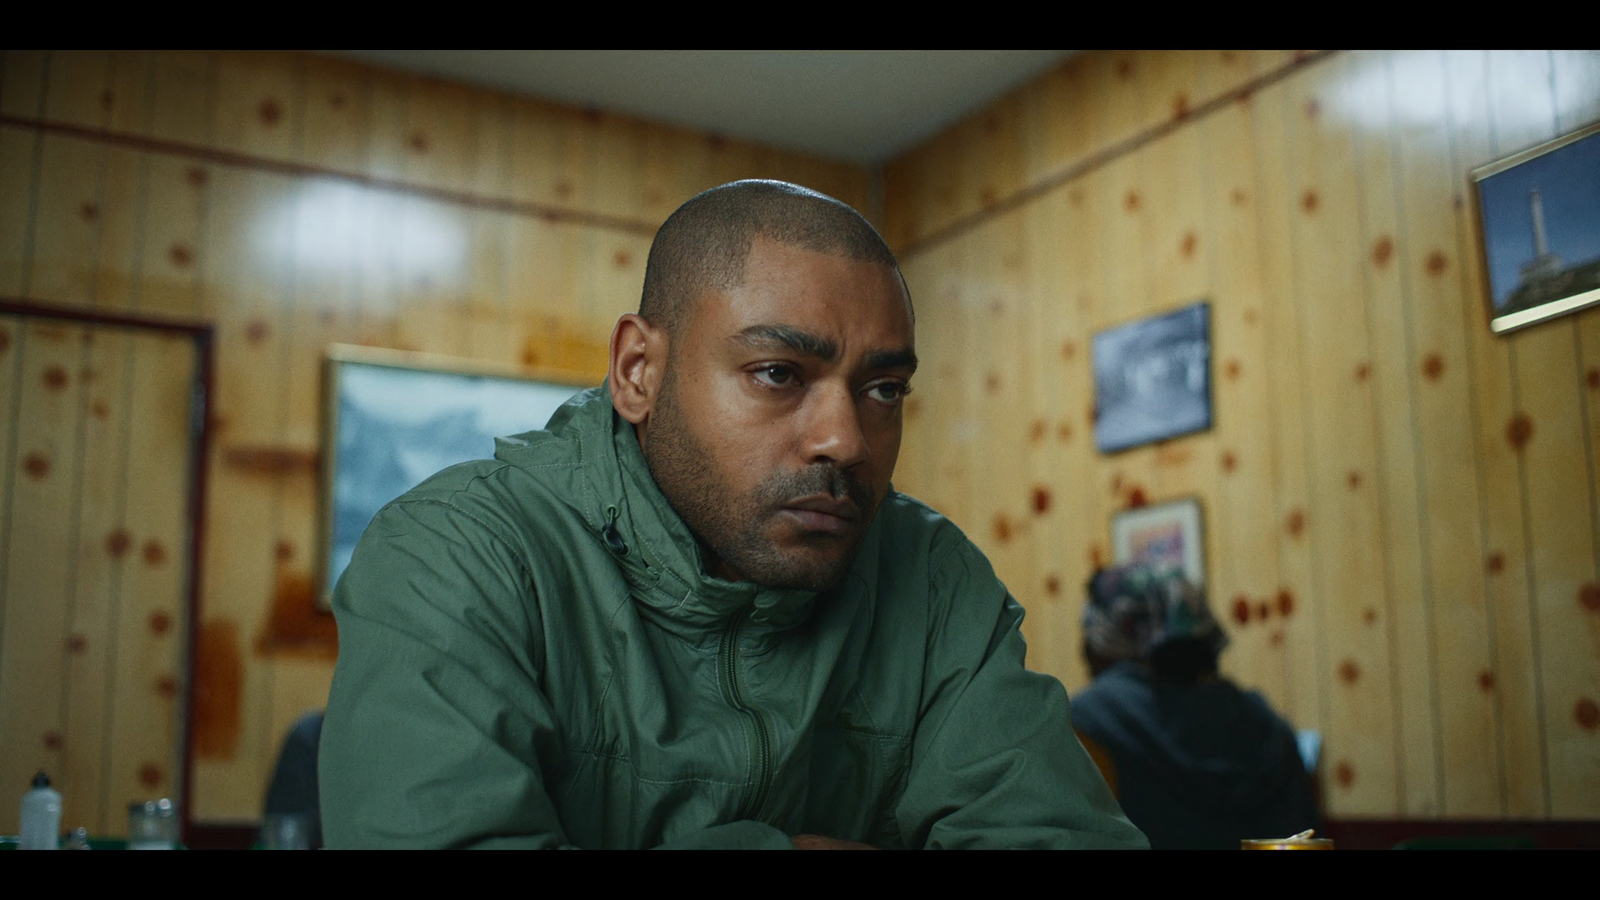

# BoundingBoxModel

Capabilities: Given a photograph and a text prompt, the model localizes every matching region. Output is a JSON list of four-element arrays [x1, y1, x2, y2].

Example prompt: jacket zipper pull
[[601, 504, 629, 557]]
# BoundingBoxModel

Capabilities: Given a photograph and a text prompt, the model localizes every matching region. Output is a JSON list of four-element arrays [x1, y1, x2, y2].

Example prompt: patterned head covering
[[1082, 564, 1227, 662]]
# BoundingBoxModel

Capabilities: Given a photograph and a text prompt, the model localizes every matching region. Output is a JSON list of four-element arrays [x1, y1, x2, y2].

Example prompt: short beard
[[642, 365, 877, 592]]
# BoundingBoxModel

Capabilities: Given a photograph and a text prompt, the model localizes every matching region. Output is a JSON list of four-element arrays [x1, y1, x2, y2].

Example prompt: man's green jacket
[[320, 386, 1146, 849]]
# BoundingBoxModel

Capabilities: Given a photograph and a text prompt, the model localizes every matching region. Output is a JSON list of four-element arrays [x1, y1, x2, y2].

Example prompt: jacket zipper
[[610, 502, 770, 819], [719, 607, 772, 821]]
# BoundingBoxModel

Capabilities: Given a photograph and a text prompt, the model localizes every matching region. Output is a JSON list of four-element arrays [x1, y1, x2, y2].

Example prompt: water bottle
[[18, 771, 62, 850]]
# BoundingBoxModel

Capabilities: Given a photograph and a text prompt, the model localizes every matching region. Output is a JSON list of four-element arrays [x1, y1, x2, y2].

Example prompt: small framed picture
[[318, 344, 588, 609], [1471, 119, 1600, 335], [1092, 301, 1212, 454], [1111, 497, 1204, 588]]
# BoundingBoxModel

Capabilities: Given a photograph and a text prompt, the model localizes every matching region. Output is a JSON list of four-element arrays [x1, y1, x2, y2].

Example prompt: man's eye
[[865, 381, 911, 404], [753, 365, 798, 387]]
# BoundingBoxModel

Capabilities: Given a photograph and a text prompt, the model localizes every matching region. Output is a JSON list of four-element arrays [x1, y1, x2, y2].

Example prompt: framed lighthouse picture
[[1471, 119, 1600, 335]]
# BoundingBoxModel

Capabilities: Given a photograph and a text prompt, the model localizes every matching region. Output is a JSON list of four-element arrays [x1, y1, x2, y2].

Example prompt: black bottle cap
[[31, 771, 51, 788]]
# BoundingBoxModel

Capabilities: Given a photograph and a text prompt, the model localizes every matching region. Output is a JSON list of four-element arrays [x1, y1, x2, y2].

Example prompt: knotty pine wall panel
[[0, 316, 197, 836], [1280, 56, 1402, 817], [1198, 92, 1292, 721], [886, 49, 1600, 819], [0, 49, 867, 825], [1249, 69, 1330, 758], [57, 328, 137, 834], [0, 320, 88, 824]]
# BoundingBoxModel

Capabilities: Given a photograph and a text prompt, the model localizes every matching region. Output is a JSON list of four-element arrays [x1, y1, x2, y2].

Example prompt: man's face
[[641, 237, 916, 592]]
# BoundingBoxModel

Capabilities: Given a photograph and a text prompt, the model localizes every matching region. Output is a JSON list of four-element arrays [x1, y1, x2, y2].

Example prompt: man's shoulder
[[334, 423, 605, 629], [387, 385, 605, 508], [873, 489, 971, 558], [873, 489, 1007, 588], [1073, 666, 1154, 722], [371, 424, 596, 548], [862, 489, 1015, 630]]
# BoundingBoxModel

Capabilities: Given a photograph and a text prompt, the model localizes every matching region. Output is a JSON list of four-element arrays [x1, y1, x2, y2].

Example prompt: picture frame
[[1111, 497, 1205, 588], [1092, 301, 1212, 454], [317, 344, 589, 609], [1470, 119, 1600, 335]]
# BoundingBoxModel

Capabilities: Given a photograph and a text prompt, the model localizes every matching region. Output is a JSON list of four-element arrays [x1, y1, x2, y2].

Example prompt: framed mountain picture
[[318, 344, 586, 608]]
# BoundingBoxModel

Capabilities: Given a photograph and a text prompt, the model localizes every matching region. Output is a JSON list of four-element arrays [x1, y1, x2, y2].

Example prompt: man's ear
[[609, 313, 666, 426]]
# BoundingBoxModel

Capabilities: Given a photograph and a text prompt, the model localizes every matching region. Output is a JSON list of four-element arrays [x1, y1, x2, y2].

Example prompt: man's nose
[[801, 383, 869, 470]]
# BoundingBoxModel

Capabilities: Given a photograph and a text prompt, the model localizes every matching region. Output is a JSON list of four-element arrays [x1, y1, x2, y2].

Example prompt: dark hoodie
[[1071, 661, 1318, 850]]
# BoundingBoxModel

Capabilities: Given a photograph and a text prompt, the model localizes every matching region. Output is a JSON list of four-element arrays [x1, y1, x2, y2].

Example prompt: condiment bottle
[[18, 771, 62, 850]]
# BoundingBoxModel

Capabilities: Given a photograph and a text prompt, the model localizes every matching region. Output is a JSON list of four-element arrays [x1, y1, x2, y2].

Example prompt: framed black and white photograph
[[318, 345, 587, 608], [1092, 301, 1212, 454], [1471, 119, 1600, 335], [1111, 497, 1205, 588]]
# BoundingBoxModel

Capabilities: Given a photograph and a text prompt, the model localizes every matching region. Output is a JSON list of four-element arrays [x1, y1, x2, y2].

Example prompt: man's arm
[[894, 534, 1149, 849], [319, 494, 574, 848]]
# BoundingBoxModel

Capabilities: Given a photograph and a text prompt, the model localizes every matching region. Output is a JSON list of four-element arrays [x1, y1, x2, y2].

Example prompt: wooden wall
[[5, 47, 1595, 832], [0, 311, 199, 836], [0, 49, 868, 827], [885, 49, 1600, 819]]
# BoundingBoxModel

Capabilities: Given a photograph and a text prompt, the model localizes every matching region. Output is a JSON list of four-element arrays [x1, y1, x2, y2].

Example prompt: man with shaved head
[[321, 180, 1146, 850]]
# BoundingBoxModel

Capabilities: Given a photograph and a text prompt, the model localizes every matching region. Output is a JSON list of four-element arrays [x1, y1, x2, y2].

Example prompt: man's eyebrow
[[734, 325, 838, 361], [733, 325, 917, 374], [866, 348, 918, 373]]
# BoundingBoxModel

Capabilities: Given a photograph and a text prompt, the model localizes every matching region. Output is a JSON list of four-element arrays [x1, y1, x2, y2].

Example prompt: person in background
[[1071, 564, 1318, 850]]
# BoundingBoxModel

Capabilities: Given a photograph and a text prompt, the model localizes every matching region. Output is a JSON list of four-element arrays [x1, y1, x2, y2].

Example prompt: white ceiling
[[319, 50, 1075, 166]]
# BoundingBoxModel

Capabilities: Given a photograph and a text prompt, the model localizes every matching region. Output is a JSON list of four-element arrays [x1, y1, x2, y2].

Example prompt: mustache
[[761, 465, 875, 512]]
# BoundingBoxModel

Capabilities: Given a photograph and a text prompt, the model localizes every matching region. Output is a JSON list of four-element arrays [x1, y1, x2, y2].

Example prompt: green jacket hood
[[494, 383, 823, 633]]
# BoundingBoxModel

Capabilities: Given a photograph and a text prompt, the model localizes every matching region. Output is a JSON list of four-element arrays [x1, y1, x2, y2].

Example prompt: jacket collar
[[549, 384, 819, 633]]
